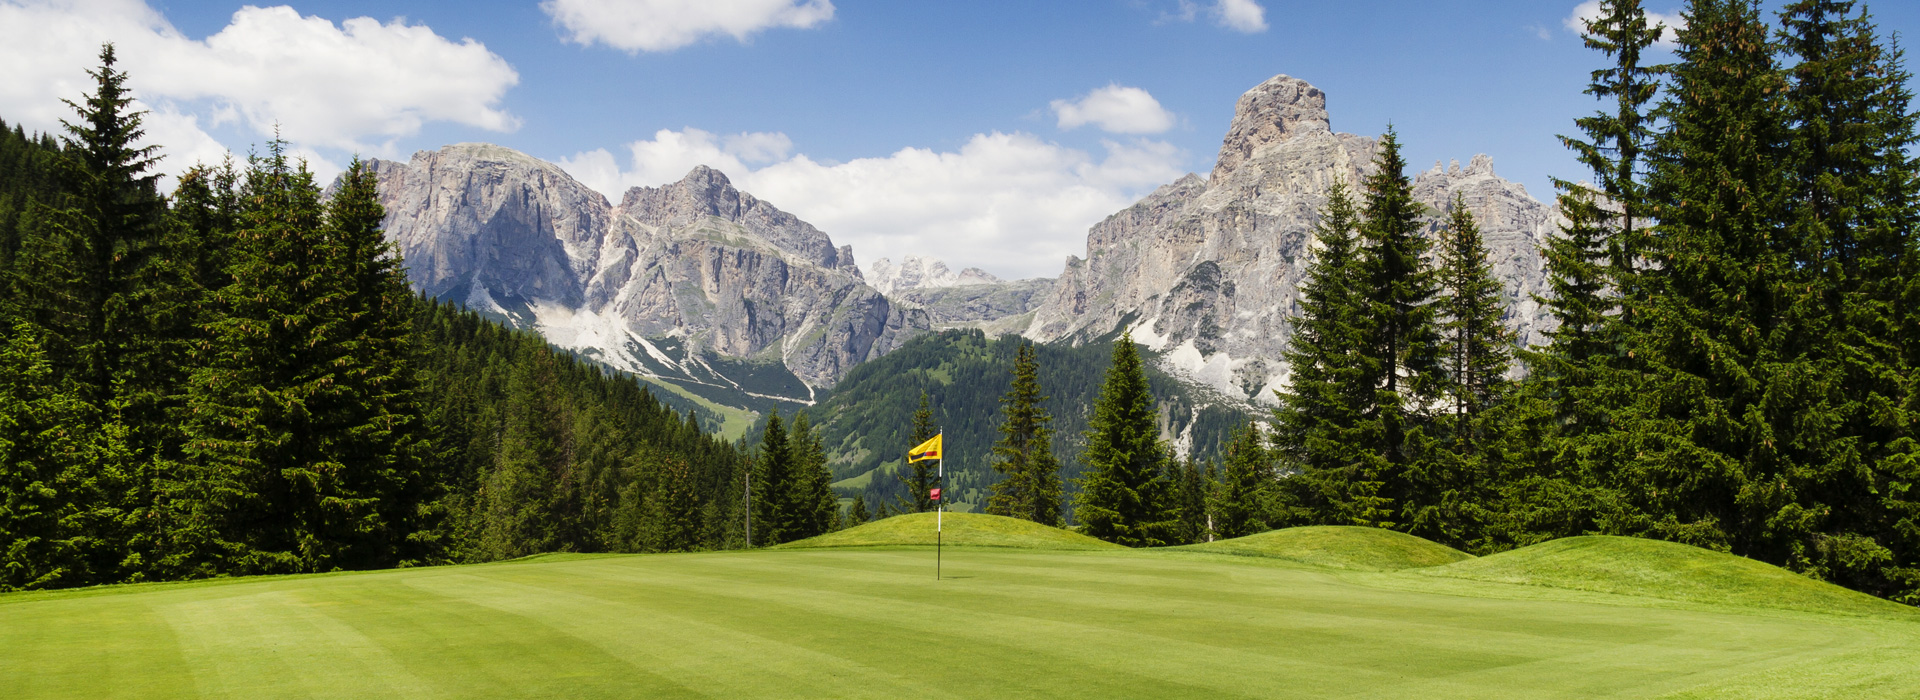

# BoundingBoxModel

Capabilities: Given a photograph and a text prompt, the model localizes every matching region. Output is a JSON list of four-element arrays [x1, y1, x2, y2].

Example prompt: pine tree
[[174, 144, 424, 574], [849, 494, 870, 524], [1622, 0, 1801, 554], [785, 412, 837, 541], [1505, 0, 1668, 548], [899, 391, 939, 513], [474, 349, 573, 561], [1436, 194, 1514, 446], [45, 44, 170, 409], [1272, 182, 1374, 525], [1074, 332, 1175, 547], [1566, 0, 1667, 280], [0, 322, 134, 590], [1213, 421, 1270, 540], [1171, 456, 1210, 544], [1354, 128, 1441, 530], [1778, 0, 1920, 598], [987, 342, 1061, 525], [320, 159, 433, 566], [754, 410, 792, 545]]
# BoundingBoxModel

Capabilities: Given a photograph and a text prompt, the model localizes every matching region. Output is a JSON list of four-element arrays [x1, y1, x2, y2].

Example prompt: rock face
[[866, 255, 1002, 295], [367, 143, 927, 392], [1023, 75, 1553, 403], [892, 278, 1056, 328]]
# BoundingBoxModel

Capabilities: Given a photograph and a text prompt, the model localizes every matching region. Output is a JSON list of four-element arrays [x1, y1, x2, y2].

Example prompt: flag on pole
[[930, 488, 941, 501], [908, 434, 942, 462]]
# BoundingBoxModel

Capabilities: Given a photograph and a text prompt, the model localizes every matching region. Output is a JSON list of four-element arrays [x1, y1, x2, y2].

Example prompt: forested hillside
[[0, 48, 751, 592], [781, 328, 1248, 516]]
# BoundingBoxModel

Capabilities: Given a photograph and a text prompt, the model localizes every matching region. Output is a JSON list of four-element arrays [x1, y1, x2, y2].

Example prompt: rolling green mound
[[777, 512, 1123, 550], [1174, 526, 1473, 571], [1416, 535, 1912, 617]]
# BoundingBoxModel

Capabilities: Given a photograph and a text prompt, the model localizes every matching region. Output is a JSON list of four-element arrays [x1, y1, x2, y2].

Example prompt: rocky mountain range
[[364, 144, 926, 414], [865, 255, 1002, 295], [1021, 74, 1555, 404], [359, 72, 1557, 434]]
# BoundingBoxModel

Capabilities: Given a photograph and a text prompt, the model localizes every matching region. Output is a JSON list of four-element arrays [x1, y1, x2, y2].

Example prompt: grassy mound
[[1175, 526, 1472, 571], [1417, 536, 1910, 617], [778, 512, 1122, 550]]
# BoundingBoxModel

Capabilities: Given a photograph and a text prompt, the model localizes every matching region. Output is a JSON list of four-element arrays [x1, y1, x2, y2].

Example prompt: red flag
[[930, 488, 941, 501]]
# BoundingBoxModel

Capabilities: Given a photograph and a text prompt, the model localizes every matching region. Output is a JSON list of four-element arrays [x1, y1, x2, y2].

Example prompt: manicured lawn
[[4, 521, 1917, 699]]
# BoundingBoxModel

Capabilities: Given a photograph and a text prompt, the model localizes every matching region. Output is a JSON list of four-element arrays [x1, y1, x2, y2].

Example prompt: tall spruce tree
[[1778, 0, 1920, 598], [1355, 128, 1441, 530], [785, 412, 837, 541], [1436, 194, 1513, 445], [1624, 0, 1803, 553], [754, 410, 792, 545], [987, 342, 1061, 525], [1505, 0, 1667, 548], [1074, 332, 1175, 547], [321, 159, 433, 566], [1272, 182, 1375, 525], [899, 391, 939, 513]]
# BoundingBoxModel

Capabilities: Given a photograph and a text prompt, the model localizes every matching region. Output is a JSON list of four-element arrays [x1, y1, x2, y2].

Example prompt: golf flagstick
[[937, 435, 943, 581]]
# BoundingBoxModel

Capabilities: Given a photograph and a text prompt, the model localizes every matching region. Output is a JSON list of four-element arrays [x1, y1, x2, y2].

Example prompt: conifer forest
[[4, 0, 1920, 610]]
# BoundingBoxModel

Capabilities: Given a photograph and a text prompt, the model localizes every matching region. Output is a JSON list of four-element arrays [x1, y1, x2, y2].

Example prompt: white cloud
[[1213, 0, 1268, 33], [542, 0, 834, 53], [560, 130, 1188, 280], [1051, 85, 1177, 135], [1565, 1, 1684, 47], [0, 0, 518, 183]]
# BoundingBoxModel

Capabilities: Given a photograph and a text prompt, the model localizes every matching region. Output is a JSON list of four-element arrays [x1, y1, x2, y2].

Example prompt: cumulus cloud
[[1051, 85, 1177, 135], [560, 130, 1188, 280], [1564, 1, 1684, 47], [556, 127, 790, 197], [542, 0, 834, 53], [0, 0, 519, 182], [1213, 0, 1268, 33]]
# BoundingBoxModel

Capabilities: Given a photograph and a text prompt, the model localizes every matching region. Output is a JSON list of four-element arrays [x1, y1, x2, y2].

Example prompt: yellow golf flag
[[908, 434, 942, 462]]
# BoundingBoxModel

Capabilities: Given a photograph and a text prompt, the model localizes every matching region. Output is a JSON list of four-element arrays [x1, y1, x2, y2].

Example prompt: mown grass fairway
[[4, 518, 1918, 699]]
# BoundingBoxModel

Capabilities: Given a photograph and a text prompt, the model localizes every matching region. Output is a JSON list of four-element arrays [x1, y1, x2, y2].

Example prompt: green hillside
[[1176, 525, 1473, 571], [780, 328, 1250, 514], [778, 512, 1122, 550], [1416, 536, 1913, 618], [5, 541, 1919, 699]]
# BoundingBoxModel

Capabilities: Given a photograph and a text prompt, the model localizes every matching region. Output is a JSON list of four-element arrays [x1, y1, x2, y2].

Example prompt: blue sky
[[4, 0, 1916, 279]]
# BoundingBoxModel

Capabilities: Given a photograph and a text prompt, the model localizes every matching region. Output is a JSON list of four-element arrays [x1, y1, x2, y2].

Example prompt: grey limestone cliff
[[366, 144, 926, 394], [1023, 75, 1553, 403]]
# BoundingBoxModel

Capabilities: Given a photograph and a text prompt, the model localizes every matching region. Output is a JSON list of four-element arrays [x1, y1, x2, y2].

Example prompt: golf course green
[[4, 514, 1917, 699]]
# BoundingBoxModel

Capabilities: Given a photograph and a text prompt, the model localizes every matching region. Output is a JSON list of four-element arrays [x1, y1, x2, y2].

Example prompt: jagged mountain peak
[[1212, 74, 1333, 180], [867, 254, 1003, 295], [1026, 73, 1555, 406], [617, 165, 856, 273], [357, 145, 925, 395]]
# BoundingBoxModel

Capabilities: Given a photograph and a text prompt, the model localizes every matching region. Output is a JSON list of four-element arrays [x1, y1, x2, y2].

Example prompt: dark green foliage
[[848, 494, 870, 525], [0, 322, 134, 589], [899, 391, 938, 513], [790, 329, 1243, 517], [1272, 182, 1376, 526], [1074, 333, 1176, 547], [1212, 421, 1270, 540], [1437, 195, 1513, 433], [1170, 457, 1211, 545], [0, 49, 756, 590], [754, 410, 793, 545], [411, 300, 750, 561], [786, 412, 838, 542], [986, 342, 1062, 526]]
